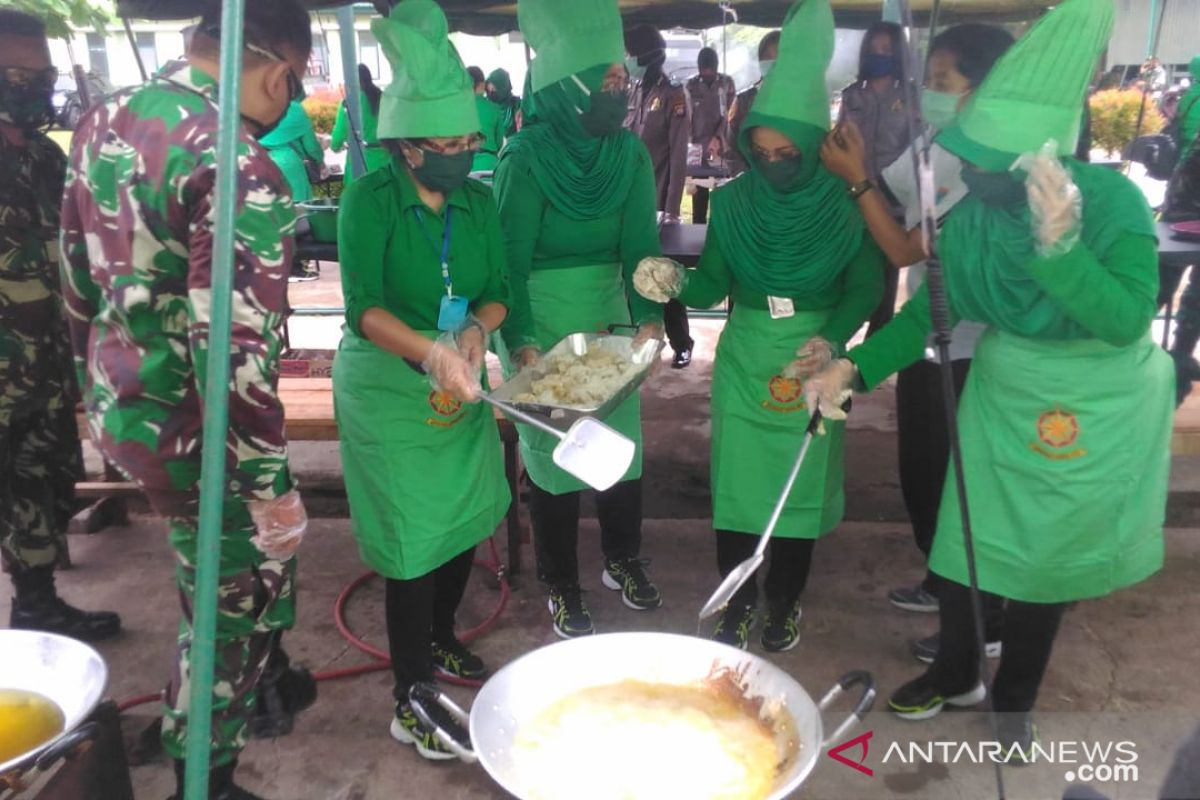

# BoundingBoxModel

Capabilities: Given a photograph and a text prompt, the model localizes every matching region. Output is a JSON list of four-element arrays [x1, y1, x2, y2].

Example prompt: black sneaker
[[712, 603, 755, 650], [911, 632, 1002, 665], [601, 558, 662, 610], [888, 672, 987, 720], [547, 586, 594, 638], [390, 704, 456, 760], [671, 349, 693, 369], [432, 637, 488, 681], [887, 585, 939, 613], [760, 601, 802, 652], [996, 714, 1039, 765]]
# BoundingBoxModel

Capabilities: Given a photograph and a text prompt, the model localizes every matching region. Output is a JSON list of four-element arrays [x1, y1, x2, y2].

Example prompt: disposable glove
[[513, 346, 542, 370], [803, 358, 857, 424], [1019, 140, 1082, 258], [422, 337, 481, 402], [633, 257, 687, 303], [248, 490, 308, 561], [783, 336, 836, 380], [455, 316, 487, 372]]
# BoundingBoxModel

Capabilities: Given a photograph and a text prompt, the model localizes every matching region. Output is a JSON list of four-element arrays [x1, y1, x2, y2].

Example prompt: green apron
[[711, 306, 844, 538], [505, 263, 643, 495], [930, 329, 1172, 603], [333, 330, 511, 580]]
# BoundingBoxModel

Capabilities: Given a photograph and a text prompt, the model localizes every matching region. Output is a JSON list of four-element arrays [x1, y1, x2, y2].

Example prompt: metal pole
[[123, 17, 149, 82], [1145, 0, 1161, 59], [184, 0, 244, 795], [337, 5, 367, 180]]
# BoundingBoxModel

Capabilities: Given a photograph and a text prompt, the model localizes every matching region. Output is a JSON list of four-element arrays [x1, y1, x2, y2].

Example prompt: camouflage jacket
[[60, 61, 294, 500], [0, 127, 77, 419]]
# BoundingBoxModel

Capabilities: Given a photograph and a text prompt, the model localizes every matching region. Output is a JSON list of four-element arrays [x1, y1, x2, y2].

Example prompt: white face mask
[[624, 57, 647, 83], [759, 59, 776, 80]]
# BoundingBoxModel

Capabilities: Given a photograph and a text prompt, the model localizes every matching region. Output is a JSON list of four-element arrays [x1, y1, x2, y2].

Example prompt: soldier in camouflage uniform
[[0, 10, 120, 642], [59, 3, 314, 798]]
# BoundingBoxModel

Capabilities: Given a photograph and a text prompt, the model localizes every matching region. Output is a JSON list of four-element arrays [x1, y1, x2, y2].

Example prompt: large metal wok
[[411, 632, 874, 800], [0, 631, 108, 777]]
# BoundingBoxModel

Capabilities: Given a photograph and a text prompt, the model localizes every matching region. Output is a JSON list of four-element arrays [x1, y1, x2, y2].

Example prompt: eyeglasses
[[244, 41, 306, 102], [750, 145, 801, 162], [415, 134, 483, 156], [0, 66, 58, 91]]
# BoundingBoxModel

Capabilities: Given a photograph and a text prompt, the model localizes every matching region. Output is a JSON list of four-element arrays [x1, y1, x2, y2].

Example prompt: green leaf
[[0, 0, 113, 40]]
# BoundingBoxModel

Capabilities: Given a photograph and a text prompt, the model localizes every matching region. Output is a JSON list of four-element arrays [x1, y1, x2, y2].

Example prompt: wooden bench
[[75, 378, 527, 575]]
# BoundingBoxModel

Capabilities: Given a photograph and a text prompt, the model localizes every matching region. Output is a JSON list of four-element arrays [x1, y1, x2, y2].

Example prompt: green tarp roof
[[118, 0, 1054, 32]]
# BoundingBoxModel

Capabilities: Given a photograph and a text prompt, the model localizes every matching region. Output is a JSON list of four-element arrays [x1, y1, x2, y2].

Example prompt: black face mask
[[0, 80, 55, 134], [961, 167, 1027, 208], [243, 102, 289, 141], [580, 91, 629, 138]]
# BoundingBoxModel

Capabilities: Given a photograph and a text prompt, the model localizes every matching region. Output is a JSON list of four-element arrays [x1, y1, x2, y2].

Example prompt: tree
[[0, 0, 112, 39]]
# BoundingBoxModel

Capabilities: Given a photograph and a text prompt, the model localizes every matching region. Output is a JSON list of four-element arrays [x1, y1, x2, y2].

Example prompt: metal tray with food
[[492, 327, 665, 431]]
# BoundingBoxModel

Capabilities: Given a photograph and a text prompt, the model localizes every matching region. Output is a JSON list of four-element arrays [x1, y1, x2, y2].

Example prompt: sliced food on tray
[[514, 345, 642, 408]]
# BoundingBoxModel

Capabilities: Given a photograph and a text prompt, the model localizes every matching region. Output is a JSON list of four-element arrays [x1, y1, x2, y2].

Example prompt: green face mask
[[755, 153, 805, 192], [961, 166, 1026, 208], [921, 88, 962, 131], [410, 148, 474, 194], [580, 90, 629, 138]]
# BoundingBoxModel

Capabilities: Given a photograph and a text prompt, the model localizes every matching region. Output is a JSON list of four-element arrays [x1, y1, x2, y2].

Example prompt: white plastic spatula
[[481, 394, 635, 491], [699, 411, 825, 622]]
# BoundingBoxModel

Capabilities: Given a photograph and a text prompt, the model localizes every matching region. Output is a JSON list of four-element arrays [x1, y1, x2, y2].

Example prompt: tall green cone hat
[[747, 0, 835, 134], [937, 0, 1115, 171], [518, 0, 625, 93], [373, 0, 480, 139]]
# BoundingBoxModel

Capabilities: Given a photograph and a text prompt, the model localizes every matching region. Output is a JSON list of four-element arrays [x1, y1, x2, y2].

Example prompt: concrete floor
[[32, 276, 1200, 799]]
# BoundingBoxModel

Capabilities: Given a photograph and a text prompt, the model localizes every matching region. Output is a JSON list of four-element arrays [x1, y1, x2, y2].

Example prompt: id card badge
[[768, 296, 795, 319], [437, 294, 469, 332]]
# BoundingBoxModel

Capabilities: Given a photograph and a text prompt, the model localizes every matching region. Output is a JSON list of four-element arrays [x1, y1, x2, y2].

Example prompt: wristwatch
[[847, 179, 875, 200]]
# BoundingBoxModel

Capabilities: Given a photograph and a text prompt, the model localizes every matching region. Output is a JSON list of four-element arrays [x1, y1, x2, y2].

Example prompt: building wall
[[1109, 0, 1199, 69]]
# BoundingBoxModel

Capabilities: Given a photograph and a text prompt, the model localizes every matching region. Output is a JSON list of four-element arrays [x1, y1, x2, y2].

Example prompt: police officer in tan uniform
[[624, 24, 693, 367], [686, 47, 735, 224]]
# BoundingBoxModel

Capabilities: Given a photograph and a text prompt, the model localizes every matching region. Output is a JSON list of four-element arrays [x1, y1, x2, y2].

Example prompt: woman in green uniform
[[260, 99, 323, 202], [634, 0, 884, 653], [330, 64, 391, 183], [468, 65, 506, 174], [486, 67, 521, 137], [333, 0, 511, 760], [494, 0, 665, 639], [805, 0, 1171, 752]]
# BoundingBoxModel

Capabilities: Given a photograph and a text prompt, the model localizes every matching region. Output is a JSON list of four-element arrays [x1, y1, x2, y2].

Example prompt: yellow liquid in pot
[[0, 689, 66, 764], [512, 680, 784, 800]]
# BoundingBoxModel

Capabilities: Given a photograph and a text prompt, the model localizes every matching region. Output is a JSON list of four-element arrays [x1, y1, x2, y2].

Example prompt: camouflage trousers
[[156, 493, 296, 767], [0, 392, 82, 576]]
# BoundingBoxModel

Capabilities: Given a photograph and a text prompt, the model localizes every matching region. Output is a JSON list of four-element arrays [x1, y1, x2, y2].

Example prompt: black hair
[[196, 0, 312, 63], [625, 24, 666, 62], [758, 30, 781, 61], [0, 9, 46, 38], [698, 47, 719, 71], [467, 66, 486, 87], [928, 24, 1015, 89], [856, 21, 904, 82], [357, 63, 381, 115]]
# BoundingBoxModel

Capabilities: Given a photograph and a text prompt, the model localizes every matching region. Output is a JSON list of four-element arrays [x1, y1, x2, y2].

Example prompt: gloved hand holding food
[[633, 257, 687, 303], [1019, 140, 1082, 258], [423, 338, 481, 402], [632, 321, 665, 347], [455, 315, 487, 372], [803, 358, 857, 423], [514, 345, 542, 370], [248, 489, 308, 561], [783, 336, 836, 379]]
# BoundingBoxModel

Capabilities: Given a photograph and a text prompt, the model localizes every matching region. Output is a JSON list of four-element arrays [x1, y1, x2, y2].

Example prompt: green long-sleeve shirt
[[331, 94, 390, 183], [677, 224, 887, 350], [338, 161, 511, 337], [851, 233, 1159, 389], [493, 145, 664, 352]]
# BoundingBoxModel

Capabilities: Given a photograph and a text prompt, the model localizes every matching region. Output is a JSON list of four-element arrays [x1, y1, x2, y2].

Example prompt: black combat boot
[[9, 565, 121, 641], [1170, 323, 1199, 407], [170, 758, 266, 800], [248, 635, 317, 739]]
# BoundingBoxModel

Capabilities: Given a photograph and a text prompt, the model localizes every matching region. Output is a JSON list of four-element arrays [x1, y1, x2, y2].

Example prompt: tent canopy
[[117, 0, 1054, 32]]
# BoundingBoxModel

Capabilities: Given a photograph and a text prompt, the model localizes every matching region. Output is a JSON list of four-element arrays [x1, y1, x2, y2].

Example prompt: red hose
[[116, 537, 510, 710]]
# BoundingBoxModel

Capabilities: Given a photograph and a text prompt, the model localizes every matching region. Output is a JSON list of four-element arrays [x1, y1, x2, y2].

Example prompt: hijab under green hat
[[519, 0, 625, 93], [712, 0, 864, 298], [372, 0, 480, 139], [937, 0, 1114, 171]]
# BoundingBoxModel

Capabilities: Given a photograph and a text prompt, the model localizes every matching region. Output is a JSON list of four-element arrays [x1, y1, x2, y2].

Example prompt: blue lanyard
[[414, 207, 454, 296]]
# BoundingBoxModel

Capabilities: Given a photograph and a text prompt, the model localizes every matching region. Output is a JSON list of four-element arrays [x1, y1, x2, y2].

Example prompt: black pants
[[896, 358, 1005, 639], [665, 300, 693, 355], [693, 185, 711, 224], [930, 579, 1067, 713], [865, 266, 900, 338], [385, 546, 476, 702], [715, 529, 815, 612], [530, 479, 642, 588]]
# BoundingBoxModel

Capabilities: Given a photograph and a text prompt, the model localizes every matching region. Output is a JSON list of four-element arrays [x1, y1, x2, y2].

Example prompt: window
[[358, 30, 381, 84], [86, 33, 109, 80], [307, 32, 330, 79], [136, 32, 158, 75]]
